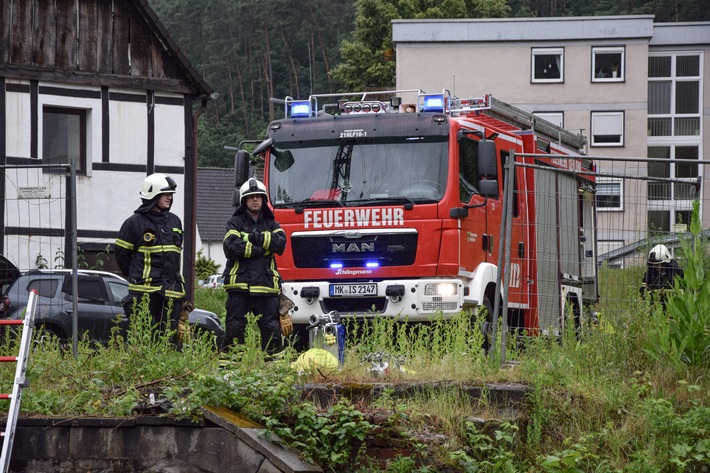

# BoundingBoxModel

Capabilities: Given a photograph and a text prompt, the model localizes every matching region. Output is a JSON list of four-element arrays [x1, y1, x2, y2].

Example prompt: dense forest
[[147, 0, 709, 168]]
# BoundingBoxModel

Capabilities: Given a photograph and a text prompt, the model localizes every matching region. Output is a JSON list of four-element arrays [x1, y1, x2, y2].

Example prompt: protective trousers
[[223, 292, 282, 353], [123, 292, 181, 347]]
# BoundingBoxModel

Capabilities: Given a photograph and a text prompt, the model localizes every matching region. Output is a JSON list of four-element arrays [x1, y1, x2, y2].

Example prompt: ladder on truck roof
[[450, 94, 588, 153], [0, 290, 38, 473]]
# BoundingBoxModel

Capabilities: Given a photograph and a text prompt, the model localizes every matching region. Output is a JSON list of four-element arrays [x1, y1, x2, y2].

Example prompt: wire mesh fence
[[496, 153, 707, 344], [2, 164, 72, 277]]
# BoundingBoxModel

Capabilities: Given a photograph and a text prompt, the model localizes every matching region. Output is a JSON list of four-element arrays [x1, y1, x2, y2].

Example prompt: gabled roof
[[196, 168, 235, 243], [0, 0, 212, 97]]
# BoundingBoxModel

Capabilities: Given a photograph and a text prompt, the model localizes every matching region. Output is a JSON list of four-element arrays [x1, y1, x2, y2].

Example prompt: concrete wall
[[6, 412, 320, 473]]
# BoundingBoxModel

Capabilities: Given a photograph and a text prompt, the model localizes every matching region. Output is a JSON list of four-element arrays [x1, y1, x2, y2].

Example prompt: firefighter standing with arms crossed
[[222, 178, 289, 354], [115, 173, 187, 347]]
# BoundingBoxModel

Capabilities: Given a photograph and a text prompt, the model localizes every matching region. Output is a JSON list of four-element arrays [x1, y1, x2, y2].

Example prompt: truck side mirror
[[477, 139, 497, 179], [478, 180, 499, 198], [450, 207, 469, 219], [234, 150, 250, 188]]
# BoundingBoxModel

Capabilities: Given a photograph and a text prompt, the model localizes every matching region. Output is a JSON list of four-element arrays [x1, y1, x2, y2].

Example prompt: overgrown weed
[[0, 211, 708, 471]]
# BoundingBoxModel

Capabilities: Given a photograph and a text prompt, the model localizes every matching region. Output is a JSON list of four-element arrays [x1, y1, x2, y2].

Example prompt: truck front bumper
[[282, 278, 465, 324]]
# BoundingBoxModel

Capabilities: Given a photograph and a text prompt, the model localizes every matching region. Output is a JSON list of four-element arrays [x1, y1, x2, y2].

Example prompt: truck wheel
[[469, 296, 494, 352], [480, 296, 494, 352]]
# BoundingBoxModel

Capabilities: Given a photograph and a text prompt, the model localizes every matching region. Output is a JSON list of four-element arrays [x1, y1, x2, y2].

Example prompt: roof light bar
[[421, 94, 445, 113], [290, 101, 312, 118]]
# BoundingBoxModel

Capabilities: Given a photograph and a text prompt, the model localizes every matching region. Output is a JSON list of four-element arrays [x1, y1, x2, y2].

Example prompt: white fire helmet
[[239, 178, 268, 204], [648, 244, 671, 265], [140, 173, 177, 200]]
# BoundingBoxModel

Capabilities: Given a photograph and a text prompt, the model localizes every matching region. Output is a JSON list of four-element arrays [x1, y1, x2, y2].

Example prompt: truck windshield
[[269, 138, 448, 207]]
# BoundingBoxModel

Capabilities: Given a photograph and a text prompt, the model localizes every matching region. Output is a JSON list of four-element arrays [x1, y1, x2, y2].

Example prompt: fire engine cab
[[233, 89, 597, 345]]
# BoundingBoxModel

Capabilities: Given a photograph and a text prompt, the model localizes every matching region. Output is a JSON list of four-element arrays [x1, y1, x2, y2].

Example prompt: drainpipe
[[184, 96, 208, 302]]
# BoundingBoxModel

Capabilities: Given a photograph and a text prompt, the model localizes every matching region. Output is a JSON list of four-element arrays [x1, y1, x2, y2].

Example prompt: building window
[[532, 48, 563, 83], [648, 53, 701, 137], [592, 47, 624, 82], [533, 112, 564, 128], [591, 111, 624, 147], [648, 145, 699, 201], [43, 106, 87, 174], [596, 178, 623, 211]]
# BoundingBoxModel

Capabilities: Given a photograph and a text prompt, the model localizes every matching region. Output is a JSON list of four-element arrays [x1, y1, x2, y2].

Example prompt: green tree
[[332, 0, 510, 90]]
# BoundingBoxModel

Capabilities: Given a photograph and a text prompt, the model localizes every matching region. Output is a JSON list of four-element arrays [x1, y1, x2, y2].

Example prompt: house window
[[532, 48, 563, 83], [596, 179, 623, 211], [592, 47, 624, 82], [648, 53, 700, 137], [533, 112, 564, 128], [42, 106, 87, 174], [591, 111, 624, 146]]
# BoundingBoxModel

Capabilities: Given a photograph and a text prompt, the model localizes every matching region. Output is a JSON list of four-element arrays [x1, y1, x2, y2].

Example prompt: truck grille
[[292, 230, 418, 268]]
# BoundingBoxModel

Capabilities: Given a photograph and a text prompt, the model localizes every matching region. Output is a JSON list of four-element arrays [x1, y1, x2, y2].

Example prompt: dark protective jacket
[[641, 260, 684, 295], [115, 198, 185, 299], [222, 203, 286, 295]]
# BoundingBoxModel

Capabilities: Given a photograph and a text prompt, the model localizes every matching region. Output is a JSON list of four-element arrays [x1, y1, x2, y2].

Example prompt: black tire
[[472, 295, 494, 352]]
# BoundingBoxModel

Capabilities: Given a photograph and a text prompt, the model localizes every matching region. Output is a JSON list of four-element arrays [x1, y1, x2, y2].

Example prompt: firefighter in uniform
[[115, 173, 186, 345], [640, 244, 684, 309], [222, 178, 287, 353]]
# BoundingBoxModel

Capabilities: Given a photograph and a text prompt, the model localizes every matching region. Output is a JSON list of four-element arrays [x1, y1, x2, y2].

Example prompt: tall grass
[[0, 225, 707, 471]]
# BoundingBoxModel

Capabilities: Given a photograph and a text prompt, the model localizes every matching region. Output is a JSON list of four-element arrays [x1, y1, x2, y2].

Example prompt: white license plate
[[329, 283, 377, 297]]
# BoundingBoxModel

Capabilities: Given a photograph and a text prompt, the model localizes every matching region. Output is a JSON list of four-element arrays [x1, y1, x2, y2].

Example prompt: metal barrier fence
[[2, 163, 76, 275], [2, 162, 84, 355], [492, 153, 708, 360]]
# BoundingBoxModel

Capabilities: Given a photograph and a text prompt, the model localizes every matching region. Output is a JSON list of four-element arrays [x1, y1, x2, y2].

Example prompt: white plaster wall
[[5, 82, 31, 158]]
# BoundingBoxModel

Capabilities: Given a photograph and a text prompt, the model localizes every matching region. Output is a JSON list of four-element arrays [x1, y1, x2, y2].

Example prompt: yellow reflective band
[[115, 239, 134, 250], [224, 283, 249, 290], [263, 231, 271, 249], [165, 289, 186, 298], [224, 230, 242, 241], [142, 253, 152, 280], [137, 245, 181, 253], [129, 284, 161, 293], [172, 228, 183, 234], [244, 241, 252, 258], [250, 286, 280, 294]]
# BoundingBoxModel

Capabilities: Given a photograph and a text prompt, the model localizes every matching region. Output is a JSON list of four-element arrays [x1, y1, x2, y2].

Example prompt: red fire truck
[[233, 89, 597, 346]]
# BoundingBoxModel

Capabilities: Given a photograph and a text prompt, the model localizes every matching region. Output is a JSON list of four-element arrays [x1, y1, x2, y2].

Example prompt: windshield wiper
[[344, 196, 417, 208], [273, 199, 345, 209]]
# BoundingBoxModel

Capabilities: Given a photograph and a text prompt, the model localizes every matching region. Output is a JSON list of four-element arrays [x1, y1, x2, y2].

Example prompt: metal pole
[[500, 151, 516, 364], [491, 154, 511, 361], [70, 162, 78, 357]]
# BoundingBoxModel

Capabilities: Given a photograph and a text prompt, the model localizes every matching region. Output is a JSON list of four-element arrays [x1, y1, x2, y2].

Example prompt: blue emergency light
[[365, 261, 379, 268], [290, 101, 312, 118], [330, 262, 343, 269], [421, 94, 445, 113]]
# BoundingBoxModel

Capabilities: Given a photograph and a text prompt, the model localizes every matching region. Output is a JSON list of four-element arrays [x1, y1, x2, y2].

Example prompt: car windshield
[[268, 137, 448, 207]]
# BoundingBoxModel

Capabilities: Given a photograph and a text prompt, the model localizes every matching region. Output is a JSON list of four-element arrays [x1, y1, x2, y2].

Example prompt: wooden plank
[[111, 3, 131, 75], [78, 0, 98, 71], [32, 0, 57, 68], [129, 12, 153, 77], [55, 0, 78, 70], [96, 0, 114, 73], [0, 64, 196, 94], [11, 0, 33, 65], [0, 0, 11, 63]]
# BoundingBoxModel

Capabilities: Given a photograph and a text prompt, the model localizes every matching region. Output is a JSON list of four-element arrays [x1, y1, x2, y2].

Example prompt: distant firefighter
[[640, 244, 684, 308]]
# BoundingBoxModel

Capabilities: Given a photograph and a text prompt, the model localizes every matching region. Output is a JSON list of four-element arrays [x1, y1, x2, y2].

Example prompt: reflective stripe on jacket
[[222, 207, 286, 295], [115, 210, 186, 298]]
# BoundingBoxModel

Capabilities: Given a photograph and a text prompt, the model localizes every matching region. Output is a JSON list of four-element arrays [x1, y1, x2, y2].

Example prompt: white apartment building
[[393, 16, 709, 260]]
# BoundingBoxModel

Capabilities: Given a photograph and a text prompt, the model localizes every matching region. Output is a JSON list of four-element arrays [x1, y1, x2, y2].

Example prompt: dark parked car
[[2, 269, 224, 347]]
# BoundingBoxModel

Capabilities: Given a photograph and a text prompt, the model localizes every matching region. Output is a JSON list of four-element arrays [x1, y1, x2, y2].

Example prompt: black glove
[[248, 231, 264, 246]]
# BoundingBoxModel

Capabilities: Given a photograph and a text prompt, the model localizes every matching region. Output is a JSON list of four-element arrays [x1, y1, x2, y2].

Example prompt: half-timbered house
[[0, 0, 212, 295]]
